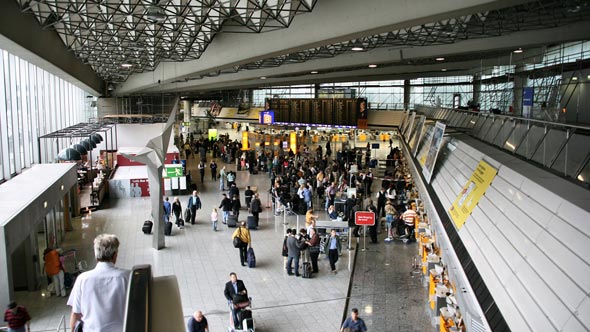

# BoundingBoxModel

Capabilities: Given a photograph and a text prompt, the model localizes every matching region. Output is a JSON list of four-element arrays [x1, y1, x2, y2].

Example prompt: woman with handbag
[[231, 222, 251, 266]]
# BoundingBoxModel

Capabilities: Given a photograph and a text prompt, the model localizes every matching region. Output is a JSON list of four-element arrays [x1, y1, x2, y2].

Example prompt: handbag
[[233, 229, 244, 248], [74, 321, 84, 332], [309, 246, 320, 254]]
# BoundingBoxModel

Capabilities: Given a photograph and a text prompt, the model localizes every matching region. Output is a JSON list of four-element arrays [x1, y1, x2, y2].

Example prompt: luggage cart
[[228, 297, 255, 332]]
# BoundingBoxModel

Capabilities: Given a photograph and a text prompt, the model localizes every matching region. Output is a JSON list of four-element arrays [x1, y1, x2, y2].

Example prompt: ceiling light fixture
[[441, 68, 447, 72], [572, 76, 578, 80], [351, 47, 364, 51], [260, 76, 267, 79], [435, 57, 445, 61], [310, 71, 318, 74], [513, 48, 524, 54], [368, 64, 377, 68], [121, 63, 132, 68]]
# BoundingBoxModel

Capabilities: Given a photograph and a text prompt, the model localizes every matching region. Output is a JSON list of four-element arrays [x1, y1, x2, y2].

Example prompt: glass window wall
[[0, 47, 93, 182]]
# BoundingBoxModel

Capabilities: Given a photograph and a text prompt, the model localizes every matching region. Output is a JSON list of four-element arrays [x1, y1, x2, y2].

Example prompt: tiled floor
[[14, 129, 433, 331]]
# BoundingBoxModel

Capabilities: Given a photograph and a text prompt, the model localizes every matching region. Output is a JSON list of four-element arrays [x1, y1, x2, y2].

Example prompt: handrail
[[415, 104, 590, 131], [56, 315, 66, 332]]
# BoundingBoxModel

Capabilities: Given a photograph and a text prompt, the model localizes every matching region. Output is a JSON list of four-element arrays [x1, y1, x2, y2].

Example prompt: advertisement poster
[[449, 160, 498, 230], [130, 178, 149, 197], [356, 98, 368, 129], [403, 112, 416, 140], [421, 121, 446, 183], [208, 128, 218, 140], [399, 110, 410, 134], [409, 115, 426, 154], [522, 87, 533, 119]]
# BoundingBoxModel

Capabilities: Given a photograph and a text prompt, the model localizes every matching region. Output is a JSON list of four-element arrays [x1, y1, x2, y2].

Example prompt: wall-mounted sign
[[164, 164, 183, 178], [259, 110, 275, 124]]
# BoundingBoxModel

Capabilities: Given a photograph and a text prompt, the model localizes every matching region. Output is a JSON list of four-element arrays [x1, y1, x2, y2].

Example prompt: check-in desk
[[314, 220, 352, 250]]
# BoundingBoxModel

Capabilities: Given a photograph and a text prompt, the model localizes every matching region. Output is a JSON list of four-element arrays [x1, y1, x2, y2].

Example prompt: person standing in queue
[[250, 193, 262, 227], [366, 200, 378, 244], [187, 190, 202, 225], [340, 308, 367, 332], [286, 229, 301, 276], [323, 229, 342, 274], [307, 228, 321, 273], [4, 301, 31, 332], [232, 222, 251, 266], [187, 310, 209, 332], [67, 234, 130, 332]]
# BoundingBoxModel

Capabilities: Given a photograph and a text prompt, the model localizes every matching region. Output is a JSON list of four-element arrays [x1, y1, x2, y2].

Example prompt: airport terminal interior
[[0, 0, 589, 331]]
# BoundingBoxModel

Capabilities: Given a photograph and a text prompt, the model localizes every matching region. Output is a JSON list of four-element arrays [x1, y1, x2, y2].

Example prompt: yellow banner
[[449, 160, 497, 230], [290, 132, 297, 153]]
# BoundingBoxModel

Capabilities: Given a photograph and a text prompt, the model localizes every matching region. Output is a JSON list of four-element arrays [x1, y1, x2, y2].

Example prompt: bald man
[[187, 310, 208, 332]]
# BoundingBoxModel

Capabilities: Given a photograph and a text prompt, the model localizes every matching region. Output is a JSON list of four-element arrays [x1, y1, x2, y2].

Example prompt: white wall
[[430, 134, 590, 332]]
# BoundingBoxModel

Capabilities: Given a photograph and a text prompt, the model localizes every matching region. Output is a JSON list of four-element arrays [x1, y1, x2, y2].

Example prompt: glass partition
[[516, 125, 546, 159], [551, 133, 590, 177], [504, 123, 528, 152], [531, 128, 567, 167], [483, 118, 504, 143], [493, 119, 514, 148]]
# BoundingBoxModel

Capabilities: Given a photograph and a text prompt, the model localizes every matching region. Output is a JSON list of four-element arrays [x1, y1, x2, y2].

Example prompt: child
[[211, 207, 218, 231]]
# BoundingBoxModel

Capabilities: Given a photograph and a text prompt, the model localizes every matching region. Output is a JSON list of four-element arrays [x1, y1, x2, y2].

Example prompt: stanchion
[[361, 225, 367, 251]]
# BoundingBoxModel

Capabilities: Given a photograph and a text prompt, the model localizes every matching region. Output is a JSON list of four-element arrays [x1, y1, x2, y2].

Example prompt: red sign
[[355, 211, 375, 226]]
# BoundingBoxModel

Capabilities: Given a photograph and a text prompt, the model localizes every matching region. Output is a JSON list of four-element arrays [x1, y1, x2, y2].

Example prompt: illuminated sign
[[259, 110, 275, 124], [289, 132, 297, 153], [242, 131, 249, 150]]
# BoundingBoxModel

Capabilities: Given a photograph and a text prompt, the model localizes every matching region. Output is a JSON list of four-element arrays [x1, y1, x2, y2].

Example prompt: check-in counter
[[314, 220, 352, 250]]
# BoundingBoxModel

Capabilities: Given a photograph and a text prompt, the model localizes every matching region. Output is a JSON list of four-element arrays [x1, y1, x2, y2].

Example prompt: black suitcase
[[142, 220, 153, 234], [302, 262, 312, 278], [247, 215, 257, 229], [227, 215, 238, 227], [237, 310, 253, 329], [164, 221, 172, 236]]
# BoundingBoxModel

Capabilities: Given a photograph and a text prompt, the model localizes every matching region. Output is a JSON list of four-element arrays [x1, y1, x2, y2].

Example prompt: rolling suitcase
[[247, 247, 256, 268], [227, 214, 238, 227], [164, 221, 173, 236], [142, 220, 153, 234], [247, 215, 257, 230], [302, 262, 312, 278]]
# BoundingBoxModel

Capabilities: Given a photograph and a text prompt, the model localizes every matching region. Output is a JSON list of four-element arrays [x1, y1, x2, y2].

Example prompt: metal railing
[[56, 315, 67, 332], [414, 105, 590, 187]]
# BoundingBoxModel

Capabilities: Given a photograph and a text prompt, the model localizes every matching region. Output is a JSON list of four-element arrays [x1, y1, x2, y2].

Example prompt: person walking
[[231, 195, 241, 219], [163, 197, 172, 224], [67, 234, 130, 332], [198, 160, 206, 184], [250, 193, 262, 227], [219, 166, 227, 191], [187, 310, 209, 332], [4, 301, 31, 332], [211, 208, 219, 231], [323, 229, 342, 274], [231, 222, 251, 266], [340, 308, 367, 332], [43, 248, 66, 297], [210, 160, 218, 181], [244, 186, 254, 211], [187, 191, 202, 225], [172, 197, 183, 228], [223, 272, 248, 327], [219, 194, 232, 224]]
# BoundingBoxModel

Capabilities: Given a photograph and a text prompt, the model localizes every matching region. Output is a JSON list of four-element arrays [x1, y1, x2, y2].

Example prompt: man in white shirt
[[67, 234, 130, 332]]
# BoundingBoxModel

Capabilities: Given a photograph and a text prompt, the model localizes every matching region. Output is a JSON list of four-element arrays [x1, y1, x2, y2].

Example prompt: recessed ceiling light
[[572, 76, 578, 80], [351, 47, 364, 51], [121, 63, 132, 68], [310, 71, 318, 74], [513, 48, 524, 53], [260, 76, 267, 80], [441, 68, 447, 72], [435, 57, 445, 61], [368, 64, 377, 68]]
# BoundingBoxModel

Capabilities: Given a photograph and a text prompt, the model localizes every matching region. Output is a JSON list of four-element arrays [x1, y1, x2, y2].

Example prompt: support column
[[314, 83, 321, 99], [70, 185, 80, 218], [403, 79, 411, 110], [512, 64, 526, 117], [472, 74, 481, 107], [64, 193, 72, 231], [148, 165, 165, 250], [183, 100, 192, 123], [0, 228, 13, 308]]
